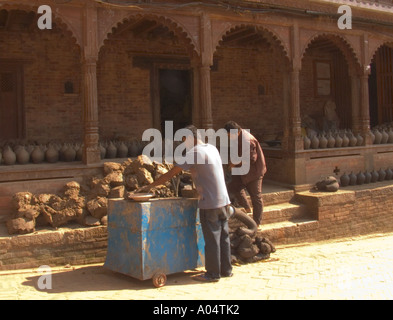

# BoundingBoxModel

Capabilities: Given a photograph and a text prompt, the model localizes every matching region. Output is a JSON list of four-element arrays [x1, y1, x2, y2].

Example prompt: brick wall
[[211, 45, 287, 141], [0, 27, 83, 142]]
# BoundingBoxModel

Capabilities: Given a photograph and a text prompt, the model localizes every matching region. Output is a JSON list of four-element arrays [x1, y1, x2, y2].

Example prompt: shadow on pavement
[[22, 265, 205, 294]]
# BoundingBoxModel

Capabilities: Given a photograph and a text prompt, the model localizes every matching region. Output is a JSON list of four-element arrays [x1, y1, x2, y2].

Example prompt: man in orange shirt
[[224, 121, 267, 226]]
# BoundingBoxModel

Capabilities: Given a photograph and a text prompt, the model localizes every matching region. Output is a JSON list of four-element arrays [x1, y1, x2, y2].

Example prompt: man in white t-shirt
[[142, 125, 232, 282]]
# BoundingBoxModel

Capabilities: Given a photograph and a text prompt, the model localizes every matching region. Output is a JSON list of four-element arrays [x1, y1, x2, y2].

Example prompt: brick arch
[[0, 4, 81, 48], [213, 23, 290, 64], [99, 13, 198, 57], [301, 33, 361, 74]]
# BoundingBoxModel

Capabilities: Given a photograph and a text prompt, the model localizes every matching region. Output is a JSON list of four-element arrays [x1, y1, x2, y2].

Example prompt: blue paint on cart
[[104, 198, 205, 283]]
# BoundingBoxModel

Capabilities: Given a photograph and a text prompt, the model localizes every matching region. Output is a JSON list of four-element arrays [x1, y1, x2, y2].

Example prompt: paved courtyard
[[1, 232, 393, 300]]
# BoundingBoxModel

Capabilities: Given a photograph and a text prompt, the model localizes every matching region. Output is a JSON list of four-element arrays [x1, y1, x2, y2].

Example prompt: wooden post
[[199, 13, 213, 129], [82, 3, 100, 164]]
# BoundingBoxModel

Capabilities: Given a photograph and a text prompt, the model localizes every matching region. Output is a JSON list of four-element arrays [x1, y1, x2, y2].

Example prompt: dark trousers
[[228, 176, 263, 225], [199, 206, 232, 279]]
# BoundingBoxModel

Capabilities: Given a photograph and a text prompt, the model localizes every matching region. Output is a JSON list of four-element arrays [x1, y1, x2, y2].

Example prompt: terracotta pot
[[100, 144, 106, 159], [75, 144, 83, 161], [303, 136, 311, 150], [31, 146, 44, 164], [128, 140, 140, 156], [356, 133, 363, 146], [15, 146, 30, 164], [340, 172, 350, 187], [117, 142, 128, 158], [335, 134, 343, 148], [371, 170, 379, 183], [364, 171, 372, 184], [381, 130, 389, 144], [348, 133, 357, 147], [357, 171, 365, 185], [45, 145, 59, 163], [342, 133, 349, 147], [349, 172, 357, 185], [374, 129, 382, 144], [63, 144, 76, 162], [388, 129, 393, 144], [327, 133, 335, 148], [311, 135, 319, 149], [106, 141, 117, 159], [386, 168, 393, 180], [378, 168, 386, 181], [319, 134, 328, 149], [369, 130, 375, 144], [2, 146, 16, 165]]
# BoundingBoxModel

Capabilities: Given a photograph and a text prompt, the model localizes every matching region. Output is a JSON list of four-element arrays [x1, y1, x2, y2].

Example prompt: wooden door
[[0, 63, 24, 140], [376, 46, 393, 123]]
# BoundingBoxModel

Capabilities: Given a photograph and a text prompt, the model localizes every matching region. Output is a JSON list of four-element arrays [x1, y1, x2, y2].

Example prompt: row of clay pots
[[370, 128, 393, 145], [0, 144, 83, 165], [0, 140, 145, 165], [340, 168, 393, 187], [100, 140, 144, 159], [304, 130, 363, 150]]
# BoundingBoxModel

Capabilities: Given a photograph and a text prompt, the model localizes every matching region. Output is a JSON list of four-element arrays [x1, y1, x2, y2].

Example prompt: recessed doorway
[[159, 69, 192, 135]]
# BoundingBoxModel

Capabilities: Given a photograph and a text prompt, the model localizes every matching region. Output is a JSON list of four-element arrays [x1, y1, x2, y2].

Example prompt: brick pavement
[[1, 232, 393, 300]]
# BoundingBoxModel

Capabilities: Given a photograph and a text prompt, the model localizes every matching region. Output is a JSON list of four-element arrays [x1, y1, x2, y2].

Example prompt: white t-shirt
[[177, 143, 230, 210]]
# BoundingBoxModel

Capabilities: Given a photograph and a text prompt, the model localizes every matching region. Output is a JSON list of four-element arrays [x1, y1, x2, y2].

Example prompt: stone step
[[258, 219, 320, 245], [261, 202, 308, 225]]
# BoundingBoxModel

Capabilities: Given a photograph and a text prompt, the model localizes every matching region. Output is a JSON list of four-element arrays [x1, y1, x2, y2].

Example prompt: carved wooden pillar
[[82, 56, 100, 164], [82, 3, 100, 164], [199, 64, 213, 129], [288, 67, 303, 152], [199, 13, 213, 129], [360, 68, 371, 144]]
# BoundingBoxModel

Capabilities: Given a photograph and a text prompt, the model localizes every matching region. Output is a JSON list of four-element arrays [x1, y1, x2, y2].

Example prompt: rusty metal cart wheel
[[152, 272, 167, 288]]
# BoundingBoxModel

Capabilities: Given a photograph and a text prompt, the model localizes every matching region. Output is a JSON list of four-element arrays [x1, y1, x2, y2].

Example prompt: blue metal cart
[[104, 198, 205, 287]]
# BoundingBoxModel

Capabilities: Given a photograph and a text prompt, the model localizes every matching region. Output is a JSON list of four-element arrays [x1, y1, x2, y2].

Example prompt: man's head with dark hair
[[184, 125, 200, 140], [224, 121, 242, 134]]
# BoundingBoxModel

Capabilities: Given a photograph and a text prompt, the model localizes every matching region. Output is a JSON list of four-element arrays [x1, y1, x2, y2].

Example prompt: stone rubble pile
[[6, 155, 193, 235]]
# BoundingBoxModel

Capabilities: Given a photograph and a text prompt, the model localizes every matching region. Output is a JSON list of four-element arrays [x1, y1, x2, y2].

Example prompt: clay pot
[[106, 141, 117, 159], [2, 146, 16, 165], [340, 172, 350, 187], [349, 172, 357, 185], [15, 146, 30, 164], [311, 135, 319, 149], [31, 146, 44, 164], [356, 133, 364, 146], [364, 171, 372, 184], [327, 133, 335, 148], [369, 130, 375, 144], [128, 140, 139, 157], [303, 136, 311, 150], [386, 168, 393, 180], [100, 144, 106, 159], [0, 151, 2, 164], [63, 144, 76, 162], [387, 129, 393, 144], [59, 144, 68, 161], [378, 168, 386, 181], [75, 144, 83, 161], [342, 133, 349, 147], [357, 171, 365, 185], [335, 133, 343, 148], [371, 170, 379, 183], [381, 130, 389, 144], [117, 142, 128, 158], [348, 133, 357, 147], [319, 134, 328, 149], [45, 145, 59, 163], [374, 129, 382, 144]]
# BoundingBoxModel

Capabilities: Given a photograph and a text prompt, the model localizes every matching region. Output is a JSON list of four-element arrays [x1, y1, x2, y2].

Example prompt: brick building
[[1, 0, 393, 210]]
